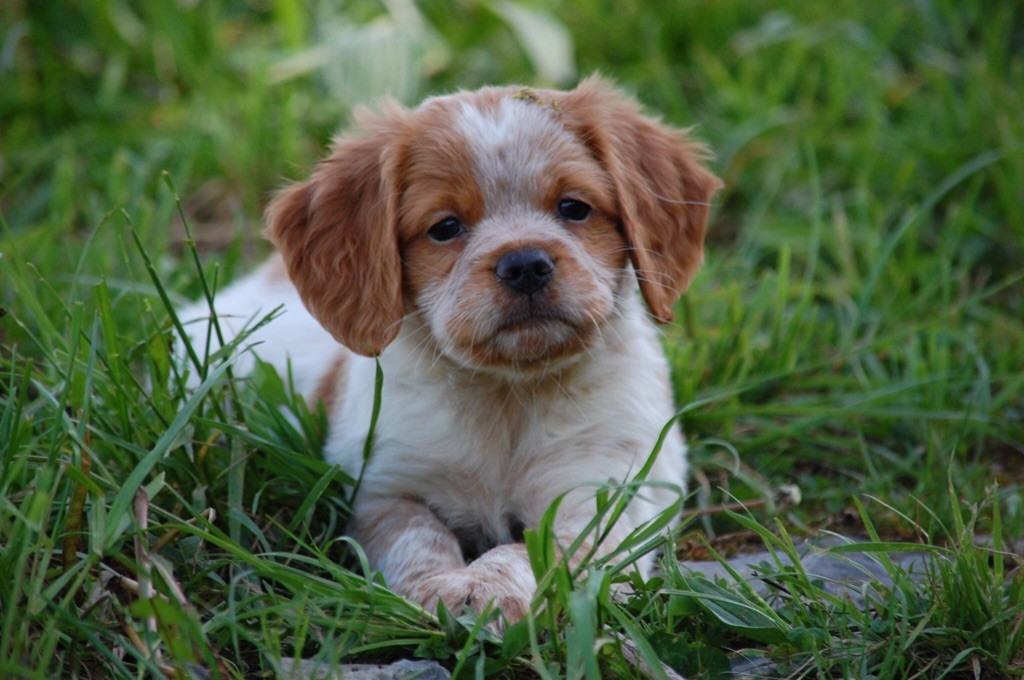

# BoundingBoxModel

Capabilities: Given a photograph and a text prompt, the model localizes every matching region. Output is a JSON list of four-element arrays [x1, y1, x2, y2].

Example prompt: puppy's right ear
[[266, 105, 409, 356], [558, 77, 722, 324]]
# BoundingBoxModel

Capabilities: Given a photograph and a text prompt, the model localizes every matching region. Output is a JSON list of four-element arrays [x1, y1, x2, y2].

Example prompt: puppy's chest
[[432, 400, 568, 557], [408, 389, 562, 487], [377, 382, 588, 520]]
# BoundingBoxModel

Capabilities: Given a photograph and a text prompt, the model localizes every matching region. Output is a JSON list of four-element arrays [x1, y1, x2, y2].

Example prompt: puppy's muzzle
[[494, 248, 554, 295]]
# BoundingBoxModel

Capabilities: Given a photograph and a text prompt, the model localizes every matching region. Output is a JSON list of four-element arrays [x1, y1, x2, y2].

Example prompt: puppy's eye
[[427, 217, 464, 242], [557, 199, 592, 222]]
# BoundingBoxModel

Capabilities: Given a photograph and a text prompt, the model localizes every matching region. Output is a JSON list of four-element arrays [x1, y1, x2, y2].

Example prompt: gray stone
[[278, 658, 450, 680], [681, 536, 934, 608], [679, 537, 943, 677]]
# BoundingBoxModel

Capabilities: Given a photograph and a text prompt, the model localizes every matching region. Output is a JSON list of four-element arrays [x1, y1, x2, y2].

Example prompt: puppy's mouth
[[493, 308, 578, 334], [478, 303, 595, 366]]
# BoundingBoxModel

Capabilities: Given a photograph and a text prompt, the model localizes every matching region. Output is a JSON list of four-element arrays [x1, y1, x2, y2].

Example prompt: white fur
[[177, 258, 333, 396], [455, 98, 562, 210]]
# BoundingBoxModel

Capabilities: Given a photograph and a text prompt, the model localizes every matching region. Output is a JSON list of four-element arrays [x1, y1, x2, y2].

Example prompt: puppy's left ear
[[559, 77, 723, 323], [266, 104, 409, 356]]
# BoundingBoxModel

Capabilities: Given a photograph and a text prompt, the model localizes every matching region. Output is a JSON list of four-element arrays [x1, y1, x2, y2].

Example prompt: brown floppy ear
[[265, 105, 409, 356], [558, 77, 723, 323]]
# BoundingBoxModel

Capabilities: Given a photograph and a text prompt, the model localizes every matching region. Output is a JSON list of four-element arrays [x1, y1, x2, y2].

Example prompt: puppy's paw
[[414, 570, 531, 626], [412, 545, 536, 629]]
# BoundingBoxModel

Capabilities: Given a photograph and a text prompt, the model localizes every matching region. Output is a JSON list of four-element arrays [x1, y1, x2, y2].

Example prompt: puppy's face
[[267, 79, 722, 374], [399, 94, 626, 371]]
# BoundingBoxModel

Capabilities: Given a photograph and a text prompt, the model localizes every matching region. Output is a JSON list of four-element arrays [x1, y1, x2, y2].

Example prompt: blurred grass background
[[2, 0, 1024, 677]]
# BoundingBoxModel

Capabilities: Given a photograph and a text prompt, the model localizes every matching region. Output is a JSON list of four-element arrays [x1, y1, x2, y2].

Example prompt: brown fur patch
[[397, 101, 486, 239], [310, 351, 347, 415], [396, 105, 485, 310], [555, 77, 723, 323], [265, 103, 413, 356]]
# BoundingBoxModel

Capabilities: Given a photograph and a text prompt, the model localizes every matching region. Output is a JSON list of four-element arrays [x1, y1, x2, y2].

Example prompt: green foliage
[[2, 0, 1022, 677]]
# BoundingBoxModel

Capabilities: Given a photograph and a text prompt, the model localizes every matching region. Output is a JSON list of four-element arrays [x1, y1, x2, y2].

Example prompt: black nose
[[494, 248, 555, 295]]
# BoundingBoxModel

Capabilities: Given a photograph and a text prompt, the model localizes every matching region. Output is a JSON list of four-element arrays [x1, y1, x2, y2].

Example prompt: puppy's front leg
[[352, 497, 534, 623], [351, 495, 464, 597]]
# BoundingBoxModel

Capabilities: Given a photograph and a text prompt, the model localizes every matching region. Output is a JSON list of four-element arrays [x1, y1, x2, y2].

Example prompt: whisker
[[630, 270, 676, 293]]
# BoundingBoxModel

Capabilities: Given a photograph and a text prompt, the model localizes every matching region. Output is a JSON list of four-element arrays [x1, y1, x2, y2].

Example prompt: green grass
[[2, 0, 1023, 677]]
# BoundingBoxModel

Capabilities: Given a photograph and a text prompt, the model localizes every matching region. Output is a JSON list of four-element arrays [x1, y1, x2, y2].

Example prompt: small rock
[[681, 535, 933, 608], [680, 535, 939, 678], [278, 658, 450, 680]]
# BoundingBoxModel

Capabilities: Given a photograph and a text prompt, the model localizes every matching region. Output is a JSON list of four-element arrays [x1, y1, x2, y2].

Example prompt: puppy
[[178, 77, 721, 623]]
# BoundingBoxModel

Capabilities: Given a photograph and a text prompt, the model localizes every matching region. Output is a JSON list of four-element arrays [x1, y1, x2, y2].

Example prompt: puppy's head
[[267, 77, 721, 373]]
